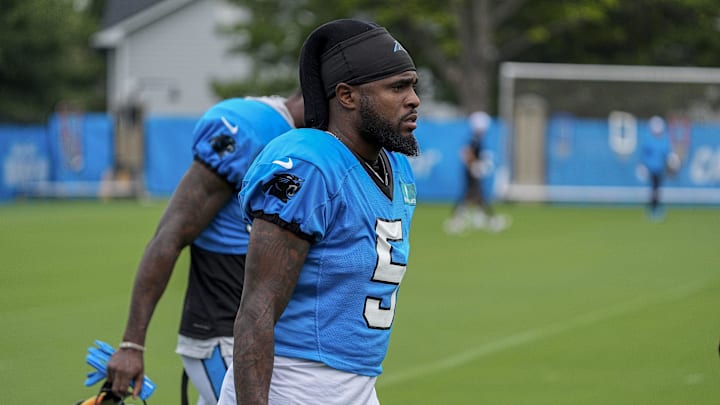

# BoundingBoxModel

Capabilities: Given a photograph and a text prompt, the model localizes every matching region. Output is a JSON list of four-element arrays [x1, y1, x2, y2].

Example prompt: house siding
[[105, 0, 250, 116]]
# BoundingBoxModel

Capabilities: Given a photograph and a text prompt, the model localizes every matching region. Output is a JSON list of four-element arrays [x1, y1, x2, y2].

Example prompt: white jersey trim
[[247, 96, 295, 129]]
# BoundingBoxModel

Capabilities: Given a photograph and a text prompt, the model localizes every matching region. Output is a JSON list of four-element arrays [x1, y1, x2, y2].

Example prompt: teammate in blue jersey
[[216, 19, 420, 405], [639, 115, 677, 220], [106, 93, 304, 404]]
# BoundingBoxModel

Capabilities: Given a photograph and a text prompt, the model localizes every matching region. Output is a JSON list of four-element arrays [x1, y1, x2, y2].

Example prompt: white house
[[92, 0, 250, 117]]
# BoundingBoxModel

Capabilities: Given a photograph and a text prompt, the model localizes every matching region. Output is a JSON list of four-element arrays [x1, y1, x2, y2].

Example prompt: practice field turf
[[1, 200, 718, 404]]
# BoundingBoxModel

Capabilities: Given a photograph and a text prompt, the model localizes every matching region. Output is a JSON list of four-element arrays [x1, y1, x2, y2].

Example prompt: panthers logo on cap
[[262, 173, 304, 203]]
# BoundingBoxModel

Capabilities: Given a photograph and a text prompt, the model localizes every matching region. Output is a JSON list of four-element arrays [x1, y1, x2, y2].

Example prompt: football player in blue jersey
[[106, 92, 304, 404], [216, 19, 420, 405], [639, 115, 677, 221]]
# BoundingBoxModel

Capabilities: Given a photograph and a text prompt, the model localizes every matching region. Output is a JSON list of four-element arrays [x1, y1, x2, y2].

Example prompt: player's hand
[[666, 153, 681, 175], [106, 348, 144, 399]]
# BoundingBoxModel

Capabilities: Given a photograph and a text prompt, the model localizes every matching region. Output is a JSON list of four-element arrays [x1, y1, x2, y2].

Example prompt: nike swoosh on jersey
[[272, 158, 293, 169], [221, 116, 239, 135]]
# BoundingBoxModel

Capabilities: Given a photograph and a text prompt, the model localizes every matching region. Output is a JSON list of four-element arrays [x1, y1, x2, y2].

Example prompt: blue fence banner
[[547, 117, 640, 187], [1, 113, 717, 203], [143, 116, 198, 196], [546, 115, 720, 189], [411, 117, 505, 203], [682, 123, 720, 188], [0, 125, 51, 201], [47, 112, 114, 183]]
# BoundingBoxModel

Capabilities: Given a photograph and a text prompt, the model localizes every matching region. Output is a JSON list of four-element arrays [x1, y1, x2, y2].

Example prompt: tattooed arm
[[108, 161, 233, 398], [233, 218, 310, 404]]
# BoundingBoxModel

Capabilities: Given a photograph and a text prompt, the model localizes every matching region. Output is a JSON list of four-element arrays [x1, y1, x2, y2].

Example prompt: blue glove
[[83, 340, 157, 401]]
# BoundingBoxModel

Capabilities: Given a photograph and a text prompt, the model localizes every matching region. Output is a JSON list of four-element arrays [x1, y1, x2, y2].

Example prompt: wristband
[[119, 341, 146, 352]]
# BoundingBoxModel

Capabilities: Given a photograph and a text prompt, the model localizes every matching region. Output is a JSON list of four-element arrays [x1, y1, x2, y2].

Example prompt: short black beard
[[358, 95, 419, 157]]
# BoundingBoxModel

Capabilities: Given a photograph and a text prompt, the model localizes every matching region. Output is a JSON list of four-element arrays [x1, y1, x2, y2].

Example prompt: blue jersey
[[641, 133, 671, 175], [240, 128, 417, 376], [192, 97, 293, 254]]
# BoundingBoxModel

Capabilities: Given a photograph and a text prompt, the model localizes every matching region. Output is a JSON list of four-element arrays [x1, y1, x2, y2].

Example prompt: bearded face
[[358, 94, 419, 157]]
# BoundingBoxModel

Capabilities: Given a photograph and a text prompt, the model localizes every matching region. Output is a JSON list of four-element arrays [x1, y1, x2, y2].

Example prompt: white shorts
[[217, 356, 379, 405], [177, 335, 233, 405], [176, 335, 233, 359]]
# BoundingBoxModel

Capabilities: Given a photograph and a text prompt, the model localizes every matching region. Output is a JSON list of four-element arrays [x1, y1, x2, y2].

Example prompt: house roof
[[100, 0, 167, 29], [93, 0, 195, 48]]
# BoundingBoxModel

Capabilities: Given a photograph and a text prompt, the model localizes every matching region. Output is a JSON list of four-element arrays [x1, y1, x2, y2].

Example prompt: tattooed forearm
[[232, 218, 310, 404]]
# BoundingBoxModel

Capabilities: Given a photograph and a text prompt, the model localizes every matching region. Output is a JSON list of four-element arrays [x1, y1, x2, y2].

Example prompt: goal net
[[498, 62, 720, 204]]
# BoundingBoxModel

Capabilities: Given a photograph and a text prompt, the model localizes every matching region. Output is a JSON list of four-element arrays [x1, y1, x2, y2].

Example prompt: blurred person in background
[[639, 115, 679, 221], [444, 110, 509, 234], [106, 91, 304, 404]]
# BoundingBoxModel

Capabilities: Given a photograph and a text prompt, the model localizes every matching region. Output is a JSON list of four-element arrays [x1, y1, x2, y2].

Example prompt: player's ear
[[335, 83, 357, 110]]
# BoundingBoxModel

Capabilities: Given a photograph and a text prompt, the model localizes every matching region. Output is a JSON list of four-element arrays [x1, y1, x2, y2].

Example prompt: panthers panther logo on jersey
[[210, 134, 236, 157], [262, 173, 304, 203]]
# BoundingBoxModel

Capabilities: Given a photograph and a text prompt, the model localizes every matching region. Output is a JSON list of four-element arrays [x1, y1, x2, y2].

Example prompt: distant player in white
[[445, 111, 509, 234], [217, 18, 420, 405]]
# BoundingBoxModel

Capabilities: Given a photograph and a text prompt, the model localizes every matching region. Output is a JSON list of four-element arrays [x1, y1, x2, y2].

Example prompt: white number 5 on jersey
[[364, 219, 407, 329]]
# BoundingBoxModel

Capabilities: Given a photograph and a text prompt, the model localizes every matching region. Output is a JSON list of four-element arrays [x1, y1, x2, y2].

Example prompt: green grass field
[[1, 200, 718, 404]]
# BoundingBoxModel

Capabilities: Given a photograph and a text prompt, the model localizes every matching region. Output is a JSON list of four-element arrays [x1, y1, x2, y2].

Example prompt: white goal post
[[498, 62, 720, 204]]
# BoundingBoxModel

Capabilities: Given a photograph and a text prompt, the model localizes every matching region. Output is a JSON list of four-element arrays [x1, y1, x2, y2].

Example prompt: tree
[[218, 0, 720, 115], [516, 0, 720, 67], [0, 0, 105, 123]]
